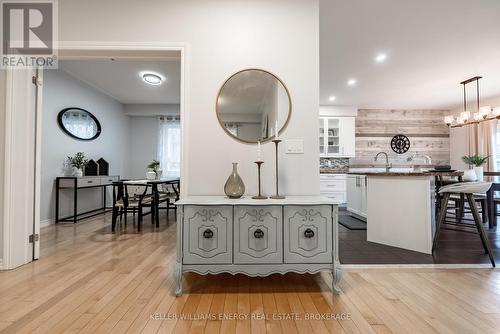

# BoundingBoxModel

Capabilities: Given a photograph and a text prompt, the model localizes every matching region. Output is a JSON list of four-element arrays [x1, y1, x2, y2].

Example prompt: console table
[[55, 175, 120, 223], [174, 196, 341, 296]]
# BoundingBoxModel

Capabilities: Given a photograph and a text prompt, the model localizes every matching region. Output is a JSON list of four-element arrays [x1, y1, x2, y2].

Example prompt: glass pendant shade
[[479, 106, 491, 118], [460, 111, 471, 121], [444, 115, 454, 125]]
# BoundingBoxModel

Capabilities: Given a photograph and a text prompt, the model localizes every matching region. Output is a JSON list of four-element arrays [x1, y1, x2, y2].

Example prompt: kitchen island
[[348, 171, 462, 254]]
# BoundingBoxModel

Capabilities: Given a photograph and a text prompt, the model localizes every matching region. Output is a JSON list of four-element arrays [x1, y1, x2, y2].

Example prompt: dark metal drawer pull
[[304, 229, 315, 238], [203, 229, 213, 239], [254, 229, 264, 239]]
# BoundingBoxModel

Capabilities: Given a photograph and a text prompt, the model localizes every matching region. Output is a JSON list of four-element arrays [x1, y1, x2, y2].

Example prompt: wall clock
[[391, 134, 410, 154]]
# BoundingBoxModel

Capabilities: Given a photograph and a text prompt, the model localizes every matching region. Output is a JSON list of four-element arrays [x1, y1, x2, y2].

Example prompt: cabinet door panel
[[183, 206, 232, 264], [234, 206, 282, 264], [284, 205, 332, 263], [346, 175, 360, 214], [339, 117, 356, 157]]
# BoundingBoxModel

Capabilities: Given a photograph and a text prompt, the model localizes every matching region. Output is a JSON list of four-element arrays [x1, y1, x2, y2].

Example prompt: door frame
[[2, 42, 190, 269]]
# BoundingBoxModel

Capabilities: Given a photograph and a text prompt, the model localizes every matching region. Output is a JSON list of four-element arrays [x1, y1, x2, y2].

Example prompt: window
[[158, 116, 181, 177]]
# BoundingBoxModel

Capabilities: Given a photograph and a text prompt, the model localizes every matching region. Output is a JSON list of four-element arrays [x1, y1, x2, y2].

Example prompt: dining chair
[[152, 180, 180, 224], [111, 182, 152, 232], [159, 180, 180, 218], [433, 181, 495, 267]]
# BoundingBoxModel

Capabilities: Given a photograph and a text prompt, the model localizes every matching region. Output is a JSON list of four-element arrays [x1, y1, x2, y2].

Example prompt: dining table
[[119, 177, 180, 227]]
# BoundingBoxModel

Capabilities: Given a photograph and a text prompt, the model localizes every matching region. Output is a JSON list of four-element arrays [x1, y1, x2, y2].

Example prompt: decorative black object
[[97, 158, 109, 176], [57, 107, 101, 141], [84, 159, 98, 176], [391, 134, 411, 154]]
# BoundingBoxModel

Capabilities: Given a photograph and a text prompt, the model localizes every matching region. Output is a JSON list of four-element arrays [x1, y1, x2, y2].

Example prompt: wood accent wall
[[354, 109, 450, 165]]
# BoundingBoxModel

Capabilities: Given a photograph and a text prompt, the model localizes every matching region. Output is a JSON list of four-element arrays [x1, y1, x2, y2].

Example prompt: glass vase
[[224, 162, 245, 198]]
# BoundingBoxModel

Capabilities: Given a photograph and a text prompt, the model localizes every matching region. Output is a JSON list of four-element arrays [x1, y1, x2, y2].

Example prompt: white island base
[[175, 196, 341, 296], [366, 175, 436, 254]]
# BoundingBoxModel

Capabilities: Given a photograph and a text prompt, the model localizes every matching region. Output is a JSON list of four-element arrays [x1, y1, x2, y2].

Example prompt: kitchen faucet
[[374, 151, 392, 172]]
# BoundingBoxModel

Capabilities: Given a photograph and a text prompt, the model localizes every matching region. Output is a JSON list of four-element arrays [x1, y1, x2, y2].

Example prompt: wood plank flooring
[[1, 212, 500, 333]]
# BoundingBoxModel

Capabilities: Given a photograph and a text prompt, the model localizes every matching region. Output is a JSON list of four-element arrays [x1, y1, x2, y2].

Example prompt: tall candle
[[257, 141, 262, 161], [275, 120, 279, 140]]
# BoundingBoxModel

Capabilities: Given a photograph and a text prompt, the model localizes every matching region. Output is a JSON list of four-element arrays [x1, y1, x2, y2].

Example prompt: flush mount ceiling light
[[347, 78, 357, 86], [329, 95, 336, 102], [140, 72, 164, 86], [375, 53, 387, 63]]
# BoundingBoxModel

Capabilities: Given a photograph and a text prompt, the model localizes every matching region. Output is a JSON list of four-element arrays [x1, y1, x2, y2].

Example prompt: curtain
[[467, 119, 497, 172], [158, 116, 181, 177]]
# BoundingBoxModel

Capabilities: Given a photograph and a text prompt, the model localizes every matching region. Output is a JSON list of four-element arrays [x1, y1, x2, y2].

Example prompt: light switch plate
[[285, 139, 304, 154]]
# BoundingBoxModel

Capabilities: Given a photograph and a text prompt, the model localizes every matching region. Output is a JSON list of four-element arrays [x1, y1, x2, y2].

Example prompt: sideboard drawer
[[77, 177, 101, 187], [234, 206, 282, 264], [183, 206, 233, 264], [101, 175, 119, 184], [284, 205, 332, 263]]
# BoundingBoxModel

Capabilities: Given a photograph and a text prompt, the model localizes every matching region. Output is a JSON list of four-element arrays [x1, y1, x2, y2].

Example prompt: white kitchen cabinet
[[319, 116, 356, 157], [320, 174, 346, 204], [346, 175, 367, 219]]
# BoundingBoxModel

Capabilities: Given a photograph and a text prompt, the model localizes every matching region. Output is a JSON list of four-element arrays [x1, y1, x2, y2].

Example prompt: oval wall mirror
[[57, 107, 101, 141], [216, 68, 292, 143]]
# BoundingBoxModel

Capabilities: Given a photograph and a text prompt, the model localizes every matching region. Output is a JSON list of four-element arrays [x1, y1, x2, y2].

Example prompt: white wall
[[0, 70, 5, 260], [450, 94, 500, 170], [128, 116, 159, 178], [41, 69, 130, 223], [124, 104, 180, 116], [59, 0, 320, 196]]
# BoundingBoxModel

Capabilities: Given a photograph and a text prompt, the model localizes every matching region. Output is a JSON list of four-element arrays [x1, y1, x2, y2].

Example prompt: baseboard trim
[[342, 263, 494, 269], [0, 259, 3, 270], [40, 219, 54, 228]]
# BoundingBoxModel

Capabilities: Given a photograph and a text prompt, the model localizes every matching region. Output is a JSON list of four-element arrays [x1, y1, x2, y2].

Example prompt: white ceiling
[[60, 59, 181, 104], [320, 0, 500, 109]]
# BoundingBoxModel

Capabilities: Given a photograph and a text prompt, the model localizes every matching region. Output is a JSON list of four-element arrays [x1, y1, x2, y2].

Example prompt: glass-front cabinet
[[319, 118, 325, 154], [319, 116, 355, 157]]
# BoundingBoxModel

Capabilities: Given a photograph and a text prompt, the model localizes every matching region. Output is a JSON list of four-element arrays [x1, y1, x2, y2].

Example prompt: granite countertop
[[347, 171, 464, 177]]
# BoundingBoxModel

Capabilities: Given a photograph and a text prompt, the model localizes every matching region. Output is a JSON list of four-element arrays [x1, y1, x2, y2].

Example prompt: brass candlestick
[[252, 161, 267, 199], [270, 139, 285, 199]]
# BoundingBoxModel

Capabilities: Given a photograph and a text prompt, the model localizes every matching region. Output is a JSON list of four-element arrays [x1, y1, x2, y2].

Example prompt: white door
[[2, 68, 42, 269]]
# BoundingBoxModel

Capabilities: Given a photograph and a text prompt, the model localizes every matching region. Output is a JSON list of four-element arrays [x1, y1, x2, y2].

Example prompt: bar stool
[[433, 182, 495, 267]]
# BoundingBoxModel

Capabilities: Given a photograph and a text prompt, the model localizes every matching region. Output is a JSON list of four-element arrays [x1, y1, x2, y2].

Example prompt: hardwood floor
[[1, 212, 500, 333]]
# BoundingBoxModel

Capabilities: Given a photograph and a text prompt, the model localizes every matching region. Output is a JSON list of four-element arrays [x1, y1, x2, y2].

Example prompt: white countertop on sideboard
[[176, 196, 338, 206]]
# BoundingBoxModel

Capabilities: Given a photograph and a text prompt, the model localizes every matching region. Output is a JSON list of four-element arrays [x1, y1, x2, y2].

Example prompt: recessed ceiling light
[[140, 72, 164, 86], [329, 95, 336, 102], [375, 53, 387, 63], [347, 79, 357, 86]]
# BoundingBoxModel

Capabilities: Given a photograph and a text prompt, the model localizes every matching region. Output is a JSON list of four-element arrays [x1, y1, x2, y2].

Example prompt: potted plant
[[67, 152, 88, 177], [147, 159, 162, 180], [462, 155, 489, 181]]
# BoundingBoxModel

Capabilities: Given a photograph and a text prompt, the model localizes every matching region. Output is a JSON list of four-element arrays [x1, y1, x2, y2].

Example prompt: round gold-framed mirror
[[216, 68, 292, 144]]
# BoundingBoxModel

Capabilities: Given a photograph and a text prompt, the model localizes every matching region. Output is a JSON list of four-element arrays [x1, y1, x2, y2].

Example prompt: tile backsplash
[[320, 158, 349, 169]]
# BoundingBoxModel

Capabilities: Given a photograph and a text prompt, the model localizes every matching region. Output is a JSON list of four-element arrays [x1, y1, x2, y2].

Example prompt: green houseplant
[[147, 159, 162, 179], [462, 155, 489, 181], [67, 152, 88, 177]]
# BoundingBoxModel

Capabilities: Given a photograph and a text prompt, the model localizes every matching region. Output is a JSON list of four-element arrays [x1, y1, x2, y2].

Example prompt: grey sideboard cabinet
[[174, 196, 341, 296]]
